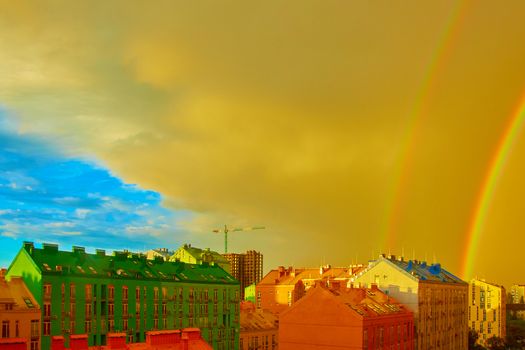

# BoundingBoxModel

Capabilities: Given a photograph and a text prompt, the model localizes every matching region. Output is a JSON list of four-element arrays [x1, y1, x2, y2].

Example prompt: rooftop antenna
[[402, 247, 405, 259], [212, 225, 265, 254]]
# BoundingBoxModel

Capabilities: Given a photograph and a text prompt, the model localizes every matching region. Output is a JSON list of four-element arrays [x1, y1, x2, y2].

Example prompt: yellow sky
[[1, 0, 525, 286]]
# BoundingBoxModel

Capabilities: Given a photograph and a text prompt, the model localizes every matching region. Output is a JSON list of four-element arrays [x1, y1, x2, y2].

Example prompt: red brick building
[[279, 284, 414, 350], [49, 330, 212, 350]]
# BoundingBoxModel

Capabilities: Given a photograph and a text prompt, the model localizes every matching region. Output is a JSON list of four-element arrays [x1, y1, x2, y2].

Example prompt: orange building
[[256, 265, 356, 314], [0, 271, 41, 350], [239, 302, 278, 350], [279, 284, 414, 350]]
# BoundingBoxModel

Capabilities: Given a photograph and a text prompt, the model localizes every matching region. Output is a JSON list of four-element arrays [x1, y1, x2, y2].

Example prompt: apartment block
[[239, 302, 278, 350], [469, 279, 506, 345], [223, 251, 263, 299], [352, 255, 468, 350], [6, 242, 240, 350]]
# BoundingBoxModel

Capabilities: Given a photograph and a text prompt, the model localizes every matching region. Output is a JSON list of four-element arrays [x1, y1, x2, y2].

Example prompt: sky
[[1, 0, 525, 287]]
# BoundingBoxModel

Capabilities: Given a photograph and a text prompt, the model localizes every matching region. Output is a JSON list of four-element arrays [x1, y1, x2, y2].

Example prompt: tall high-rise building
[[468, 279, 506, 346], [6, 242, 240, 350], [223, 251, 263, 299], [353, 255, 468, 350]]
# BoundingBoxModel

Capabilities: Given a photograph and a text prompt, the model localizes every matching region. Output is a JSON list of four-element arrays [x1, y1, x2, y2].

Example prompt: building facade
[[352, 255, 468, 350], [6, 242, 240, 350], [0, 271, 41, 350], [279, 283, 414, 350], [239, 302, 278, 350], [223, 251, 263, 300], [171, 245, 231, 274], [468, 279, 506, 345], [255, 266, 351, 315]]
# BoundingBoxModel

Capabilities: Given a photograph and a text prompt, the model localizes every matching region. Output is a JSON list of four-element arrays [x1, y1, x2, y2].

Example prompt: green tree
[[486, 336, 505, 350], [469, 329, 487, 350]]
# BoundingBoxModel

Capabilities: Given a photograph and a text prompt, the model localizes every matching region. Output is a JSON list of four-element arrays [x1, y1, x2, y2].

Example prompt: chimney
[[146, 330, 181, 346], [69, 335, 88, 350], [107, 333, 127, 350], [51, 336, 65, 350], [371, 284, 380, 292]]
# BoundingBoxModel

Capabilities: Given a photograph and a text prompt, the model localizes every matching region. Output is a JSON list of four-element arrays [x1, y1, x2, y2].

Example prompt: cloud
[[1, 1, 525, 283]]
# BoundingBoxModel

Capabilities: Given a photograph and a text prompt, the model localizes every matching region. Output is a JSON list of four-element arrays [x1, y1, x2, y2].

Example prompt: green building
[[6, 242, 240, 350], [243, 284, 256, 304]]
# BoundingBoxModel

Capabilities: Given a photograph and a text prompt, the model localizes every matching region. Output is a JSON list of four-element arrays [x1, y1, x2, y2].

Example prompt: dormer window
[[56, 265, 62, 272]]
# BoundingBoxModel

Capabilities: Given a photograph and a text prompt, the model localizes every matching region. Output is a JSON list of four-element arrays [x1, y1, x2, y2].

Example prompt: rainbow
[[384, 0, 471, 249], [461, 93, 525, 279]]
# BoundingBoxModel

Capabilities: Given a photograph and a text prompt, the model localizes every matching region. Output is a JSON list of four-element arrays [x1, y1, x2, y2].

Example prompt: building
[[49, 329, 212, 350], [256, 265, 352, 315], [144, 249, 173, 262], [6, 242, 240, 350], [223, 251, 263, 300], [469, 279, 506, 345], [239, 302, 278, 350], [171, 245, 231, 273], [510, 285, 525, 304], [0, 270, 41, 350], [279, 283, 414, 350], [352, 255, 468, 350], [243, 284, 256, 304]]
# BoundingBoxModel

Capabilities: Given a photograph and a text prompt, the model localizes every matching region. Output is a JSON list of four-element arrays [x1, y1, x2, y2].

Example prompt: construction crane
[[212, 225, 265, 253]]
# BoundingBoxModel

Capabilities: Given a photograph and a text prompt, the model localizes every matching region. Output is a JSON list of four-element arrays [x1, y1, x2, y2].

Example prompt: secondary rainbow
[[461, 92, 525, 279], [384, 0, 471, 249]]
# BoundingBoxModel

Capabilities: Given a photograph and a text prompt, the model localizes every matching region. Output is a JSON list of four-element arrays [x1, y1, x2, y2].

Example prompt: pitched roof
[[240, 302, 278, 331], [16, 242, 238, 285], [282, 284, 412, 319], [356, 256, 466, 284], [258, 266, 350, 286], [0, 274, 40, 310], [175, 245, 229, 264]]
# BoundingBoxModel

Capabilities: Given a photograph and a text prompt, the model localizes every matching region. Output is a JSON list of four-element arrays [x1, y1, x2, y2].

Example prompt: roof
[[258, 266, 350, 286], [356, 256, 466, 284], [470, 278, 505, 290], [0, 274, 40, 310], [284, 284, 412, 319], [174, 244, 229, 265], [17, 242, 238, 285], [240, 302, 278, 331]]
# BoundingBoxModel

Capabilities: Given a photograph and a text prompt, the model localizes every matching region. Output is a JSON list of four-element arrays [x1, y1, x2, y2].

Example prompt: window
[[108, 285, 114, 299], [70, 302, 76, 317], [70, 283, 76, 299], [123, 304, 128, 317], [15, 321, 19, 338], [123, 286, 128, 301], [70, 321, 75, 334], [85, 284, 92, 300], [43, 321, 51, 336], [123, 319, 128, 331], [30, 341, 38, 350], [44, 283, 52, 298], [154, 287, 159, 300], [85, 320, 92, 333], [363, 329, 368, 348], [109, 303, 114, 317], [44, 303, 51, 317], [162, 287, 167, 299], [85, 303, 92, 318], [24, 298, 35, 308], [136, 287, 140, 300], [1, 321, 9, 338], [31, 320, 39, 338]]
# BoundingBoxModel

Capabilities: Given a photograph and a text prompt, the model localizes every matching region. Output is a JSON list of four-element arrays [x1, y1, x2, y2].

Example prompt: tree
[[486, 336, 505, 350], [469, 329, 487, 350]]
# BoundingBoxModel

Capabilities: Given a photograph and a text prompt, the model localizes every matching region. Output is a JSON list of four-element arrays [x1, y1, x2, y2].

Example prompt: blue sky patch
[[0, 109, 192, 267]]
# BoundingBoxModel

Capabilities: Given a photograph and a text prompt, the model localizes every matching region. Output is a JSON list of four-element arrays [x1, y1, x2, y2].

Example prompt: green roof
[[23, 242, 238, 285]]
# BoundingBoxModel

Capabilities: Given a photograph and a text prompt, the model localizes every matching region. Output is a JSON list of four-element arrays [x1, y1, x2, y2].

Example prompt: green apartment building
[[6, 242, 240, 350]]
